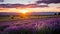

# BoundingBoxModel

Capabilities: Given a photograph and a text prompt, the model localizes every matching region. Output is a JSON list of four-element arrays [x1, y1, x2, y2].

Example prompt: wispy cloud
[[48, 3, 60, 7], [0, 0, 37, 4]]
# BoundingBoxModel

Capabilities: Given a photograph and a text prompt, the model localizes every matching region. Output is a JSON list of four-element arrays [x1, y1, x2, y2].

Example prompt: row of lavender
[[0, 18, 60, 34]]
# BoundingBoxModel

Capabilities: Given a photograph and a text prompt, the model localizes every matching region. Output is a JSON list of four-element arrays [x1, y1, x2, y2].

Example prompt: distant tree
[[58, 12, 60, 15], [54, 13, 57, 15], [11, 16, 14, 19]]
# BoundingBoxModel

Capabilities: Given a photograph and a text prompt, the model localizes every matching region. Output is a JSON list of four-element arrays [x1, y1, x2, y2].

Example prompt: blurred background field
[[0, 15, 60, 21]]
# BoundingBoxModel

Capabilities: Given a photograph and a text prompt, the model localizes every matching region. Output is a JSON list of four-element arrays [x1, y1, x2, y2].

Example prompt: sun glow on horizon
[[20, 9, 29, 14], [0, 7, 60, 12], [19, 9, 30, 19]]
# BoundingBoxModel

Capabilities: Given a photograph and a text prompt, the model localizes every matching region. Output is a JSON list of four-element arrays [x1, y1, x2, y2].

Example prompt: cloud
[[0, 0, 60, 4], [0, 0, 38, 4], [36, 0, 60, 3], [48, 3, 60, 7], [0, 0, 3, 2], [37, 3, 48, 5]]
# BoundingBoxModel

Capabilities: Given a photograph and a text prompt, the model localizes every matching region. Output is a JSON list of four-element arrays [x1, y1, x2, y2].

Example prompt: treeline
[[54, 12, 60, 15]]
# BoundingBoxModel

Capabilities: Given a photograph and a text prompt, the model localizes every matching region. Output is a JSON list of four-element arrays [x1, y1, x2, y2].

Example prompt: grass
[[0, 15, 60, 21]]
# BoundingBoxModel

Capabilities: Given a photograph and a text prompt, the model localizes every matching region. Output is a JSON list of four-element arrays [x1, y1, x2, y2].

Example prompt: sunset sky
[[0, 0, 59, 4], [0, 0, 60, 12]]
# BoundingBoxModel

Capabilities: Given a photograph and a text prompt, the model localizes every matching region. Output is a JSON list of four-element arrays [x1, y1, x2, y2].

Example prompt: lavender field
[[0, 15, 60, 34]]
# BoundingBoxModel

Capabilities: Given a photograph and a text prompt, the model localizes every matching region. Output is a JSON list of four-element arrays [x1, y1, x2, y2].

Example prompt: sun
[[20, 10, 28, 14]]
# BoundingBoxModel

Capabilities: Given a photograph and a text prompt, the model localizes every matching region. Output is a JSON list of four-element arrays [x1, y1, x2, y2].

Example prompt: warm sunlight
[[0, 7, 60, 12], [19, 9, 29, 19], [20, 10, 29, 14]]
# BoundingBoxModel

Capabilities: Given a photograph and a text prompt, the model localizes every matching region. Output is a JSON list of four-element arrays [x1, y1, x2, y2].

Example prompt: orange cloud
[[0, 7, 60, 12]]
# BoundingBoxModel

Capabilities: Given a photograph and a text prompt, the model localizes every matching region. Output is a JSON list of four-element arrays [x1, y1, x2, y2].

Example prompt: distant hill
[[0, 12, 57, 15], [0, 12, 21, 15]]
